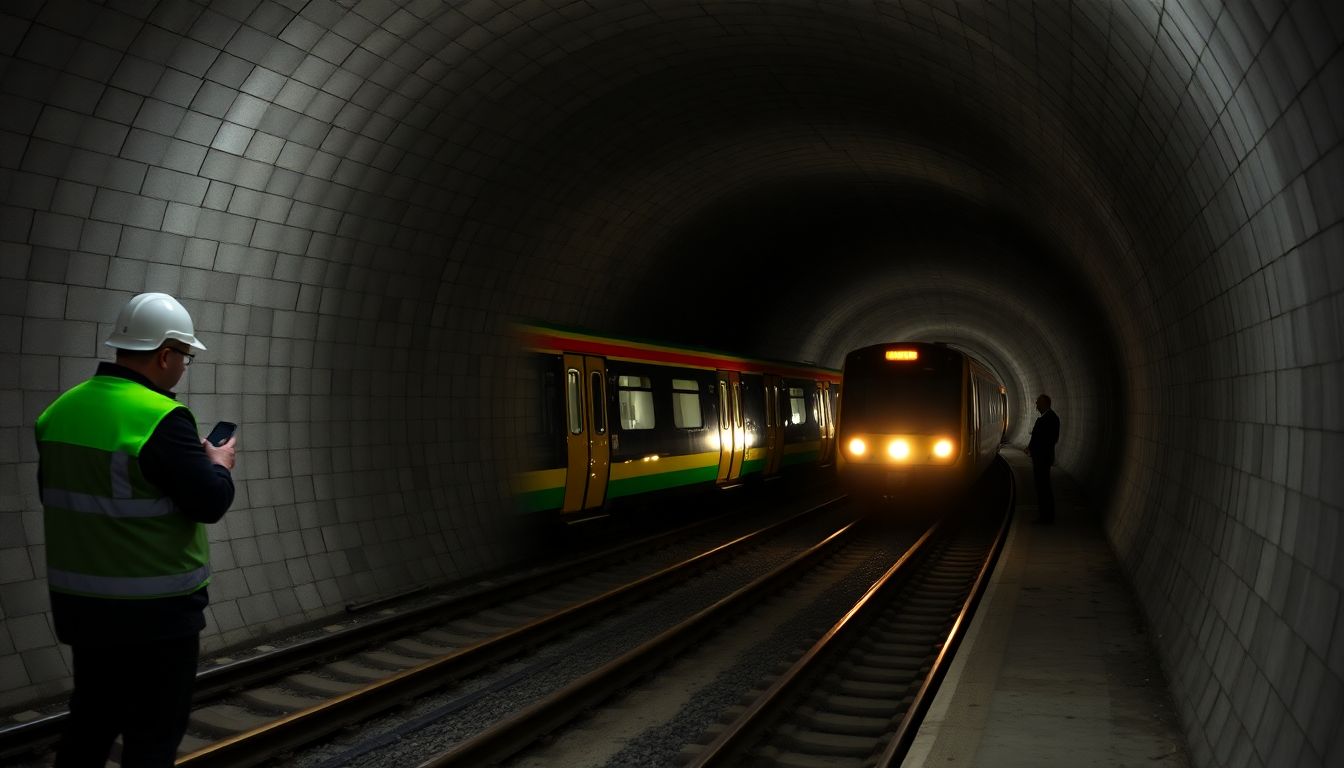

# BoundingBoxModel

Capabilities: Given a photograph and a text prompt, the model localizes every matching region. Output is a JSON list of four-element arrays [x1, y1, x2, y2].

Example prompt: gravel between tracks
[[281, 515, 883, 768]]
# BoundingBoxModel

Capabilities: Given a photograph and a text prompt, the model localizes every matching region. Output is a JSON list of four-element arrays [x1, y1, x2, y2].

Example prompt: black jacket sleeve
[[139, 407, 235, 524]]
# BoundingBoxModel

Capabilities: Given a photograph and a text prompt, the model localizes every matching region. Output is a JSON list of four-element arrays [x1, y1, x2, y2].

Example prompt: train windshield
[[841, 351, 962, 432]]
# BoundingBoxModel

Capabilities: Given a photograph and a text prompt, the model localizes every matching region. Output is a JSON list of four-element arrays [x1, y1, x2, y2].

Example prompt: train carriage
[[836, 341, 1007, 507], [515, 324, 841, 520]]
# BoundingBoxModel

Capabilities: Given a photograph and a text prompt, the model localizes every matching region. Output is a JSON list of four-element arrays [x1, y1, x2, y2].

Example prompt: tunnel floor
[[906, 450, 1191, 767]]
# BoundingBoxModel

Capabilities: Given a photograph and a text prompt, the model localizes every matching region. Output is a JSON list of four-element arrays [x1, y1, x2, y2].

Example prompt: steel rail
[[877, 470, 1015, 766], [171, 496, 848, 767], [687, 460, 1014, 767], [414, 518, 864, 768], [0, 493, 832, 764], [684, 520, 943, 767]]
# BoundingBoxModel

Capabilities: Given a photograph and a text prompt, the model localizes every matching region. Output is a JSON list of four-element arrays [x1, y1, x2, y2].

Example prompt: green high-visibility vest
[[35, 375, 210, 599]]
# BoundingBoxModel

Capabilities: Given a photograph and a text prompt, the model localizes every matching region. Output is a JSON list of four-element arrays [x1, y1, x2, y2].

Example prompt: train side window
[[974, 382, 980, 427], [672, 378, 703, 429], [733, 381, 743, 428], [617, 374, 655, 430], [566, 368, 582, 434], [787, 387, 806, 426], [719, 381, 729, 429], [765, 385, 775, 428], [591, 371, 606, 435]]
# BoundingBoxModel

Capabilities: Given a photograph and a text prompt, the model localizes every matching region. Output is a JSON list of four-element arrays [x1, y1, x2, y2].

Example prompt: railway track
[[0, 478, 847, 768], [482, 459, 1014, 768], [3, 463, 1010, 768], [684, 471, 1013, 766]]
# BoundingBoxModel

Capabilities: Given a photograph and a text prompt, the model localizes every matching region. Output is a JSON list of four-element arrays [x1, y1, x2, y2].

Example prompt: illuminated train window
[[787, 387, 806, 426], [566, 369, 582, 434], [671, 378, 703, 429], [617, 375, 655, 430]]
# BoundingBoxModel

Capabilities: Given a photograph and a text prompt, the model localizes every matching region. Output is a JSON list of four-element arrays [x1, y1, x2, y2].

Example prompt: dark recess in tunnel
[[617, 182, 1081, 350]]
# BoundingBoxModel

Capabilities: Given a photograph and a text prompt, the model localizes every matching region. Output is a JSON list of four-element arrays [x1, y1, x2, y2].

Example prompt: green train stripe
[[517, 486, 565, 514], [517, 448, 822, 513], [608, 464, 719, 498]]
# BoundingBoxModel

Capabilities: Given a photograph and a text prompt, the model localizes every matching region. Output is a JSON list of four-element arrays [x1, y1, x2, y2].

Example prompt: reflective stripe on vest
[[36, 375, 210, 599], [41, 488, 178, 518], [47, 564, 211, 597]]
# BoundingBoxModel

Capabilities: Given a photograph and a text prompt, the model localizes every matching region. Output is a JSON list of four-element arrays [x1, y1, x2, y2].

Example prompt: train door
[[763, 374, 784, 476], [969, 373, 980, 459], [999, 386, 1009, 444], [716, 370, 746, 485], [561, 354, 610, 513], [816, 382, 836, 464]]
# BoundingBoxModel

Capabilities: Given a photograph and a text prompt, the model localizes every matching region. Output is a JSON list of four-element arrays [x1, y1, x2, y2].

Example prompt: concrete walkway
[[905, 450, 1192, 767]]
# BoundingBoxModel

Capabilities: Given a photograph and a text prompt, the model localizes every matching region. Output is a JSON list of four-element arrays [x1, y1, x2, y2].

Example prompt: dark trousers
[[1033, 460, 1054, 521], [56, 635, 199, 768]]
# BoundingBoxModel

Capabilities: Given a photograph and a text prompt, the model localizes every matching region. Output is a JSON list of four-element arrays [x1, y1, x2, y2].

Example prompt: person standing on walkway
[[1025, 393, 1060, 523], [35, 292, 237, 767]]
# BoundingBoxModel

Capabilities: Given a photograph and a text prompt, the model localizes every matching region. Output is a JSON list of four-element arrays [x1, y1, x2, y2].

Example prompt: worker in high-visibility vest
[[35, 292, 236, 767]]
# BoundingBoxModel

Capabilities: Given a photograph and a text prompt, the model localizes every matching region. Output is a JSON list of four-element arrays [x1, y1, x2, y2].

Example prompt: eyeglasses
[[166, 347, 195, 366]]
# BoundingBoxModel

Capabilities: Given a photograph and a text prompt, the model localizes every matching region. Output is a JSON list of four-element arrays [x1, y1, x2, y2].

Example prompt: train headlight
[[848, 437, 867, 457], [933, 439, 955, 458], [888, 439, 910, 460]]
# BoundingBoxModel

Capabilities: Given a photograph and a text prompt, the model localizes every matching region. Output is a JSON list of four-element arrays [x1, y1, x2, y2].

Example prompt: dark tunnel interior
[[2, 2, 1341, 765]]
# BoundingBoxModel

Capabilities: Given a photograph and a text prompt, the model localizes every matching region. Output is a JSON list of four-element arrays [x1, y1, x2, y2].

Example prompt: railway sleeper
[[904, 595, 956, 608], [918, 575, 969, 587], [387, 637, 455, 657], [833, 664, 920, 686], [477, 605, 547, 624], [327, 659, 395, 682], [749, 743, 866, 768], [357, 650, 426, 670], [239, 686, 320, 714], [823, 692, 905, 717], [859, 641, 927, 656], [899, 605, 953, 618], [772, 723, 875, 757], [188, 704, 270, 737], [518, 594, 579, 611], [878, 610, 947, 626], [877, 628, 944, 645], [285, 672, 363, 697], [834, 678, 916, 698], [796, 708, 889, 735], [418, 628, 478, 646], [856, 651, 926, 668], [447, 618, 513, 636]]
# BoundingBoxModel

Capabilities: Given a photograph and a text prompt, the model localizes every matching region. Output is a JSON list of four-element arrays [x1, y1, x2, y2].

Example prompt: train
[[514, 324, 841, 521], [835, 341, 1007, 506]]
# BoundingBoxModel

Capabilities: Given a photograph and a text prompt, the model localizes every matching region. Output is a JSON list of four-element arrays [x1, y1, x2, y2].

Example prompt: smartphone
[[206, 421, 237, 447]]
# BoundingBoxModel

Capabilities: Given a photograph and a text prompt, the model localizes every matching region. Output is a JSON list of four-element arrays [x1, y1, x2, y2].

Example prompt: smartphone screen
[[206, 421, 237, 447]]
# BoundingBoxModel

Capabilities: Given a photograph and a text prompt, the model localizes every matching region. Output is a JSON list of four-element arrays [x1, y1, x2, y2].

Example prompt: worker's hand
[[202, 435, 237, 470]]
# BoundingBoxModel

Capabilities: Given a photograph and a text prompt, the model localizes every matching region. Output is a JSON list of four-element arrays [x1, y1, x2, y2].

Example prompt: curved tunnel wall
[[1, 2, 1341, 765]]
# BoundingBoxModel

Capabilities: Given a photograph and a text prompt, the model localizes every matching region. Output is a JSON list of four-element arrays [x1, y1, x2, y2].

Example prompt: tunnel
[[1, 1, 1341, 765]]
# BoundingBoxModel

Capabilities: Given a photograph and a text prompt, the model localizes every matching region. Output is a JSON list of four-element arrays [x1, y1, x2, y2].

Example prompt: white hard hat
[[104, 292, 206, 352]]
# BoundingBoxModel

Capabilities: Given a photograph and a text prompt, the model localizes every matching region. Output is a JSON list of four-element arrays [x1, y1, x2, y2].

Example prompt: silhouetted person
[[1026, 394, 1060, 523]]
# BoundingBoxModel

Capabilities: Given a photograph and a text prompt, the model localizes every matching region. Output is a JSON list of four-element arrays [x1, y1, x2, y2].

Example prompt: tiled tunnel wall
[[1, 1, 1341, 765]]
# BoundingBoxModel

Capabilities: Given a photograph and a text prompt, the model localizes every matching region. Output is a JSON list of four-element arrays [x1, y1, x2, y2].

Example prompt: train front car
[[836, 342, 1005, 511]]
